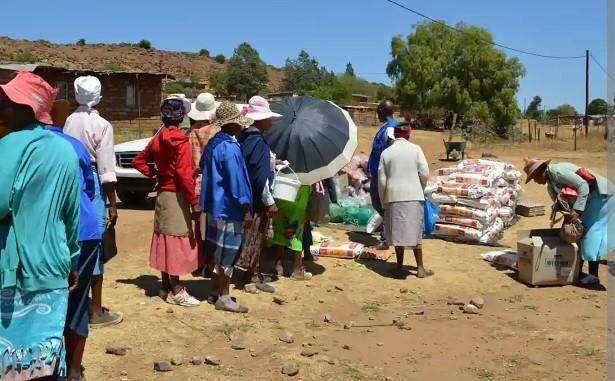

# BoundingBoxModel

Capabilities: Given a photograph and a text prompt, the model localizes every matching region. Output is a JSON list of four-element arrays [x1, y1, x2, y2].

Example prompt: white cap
[[74, 76, 102, 108]]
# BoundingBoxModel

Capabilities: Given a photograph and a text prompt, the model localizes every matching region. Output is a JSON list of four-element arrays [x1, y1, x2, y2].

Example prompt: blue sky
[[1, 0, 608, 111]]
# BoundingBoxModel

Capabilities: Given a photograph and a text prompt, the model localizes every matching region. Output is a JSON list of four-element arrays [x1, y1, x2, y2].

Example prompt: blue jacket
[[238, 127, 274, 208], [367, 117, 398, 178], [200, 132, 253, 222], [48, 127, 100, 242]]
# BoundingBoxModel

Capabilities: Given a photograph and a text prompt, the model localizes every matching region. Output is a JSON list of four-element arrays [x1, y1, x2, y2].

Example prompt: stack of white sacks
[[425, 159, 522, 245]]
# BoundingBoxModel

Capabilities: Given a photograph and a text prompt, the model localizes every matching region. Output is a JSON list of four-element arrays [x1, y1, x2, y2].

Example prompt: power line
[[384, 0, 586, 60], [589, 53, 615, 83]]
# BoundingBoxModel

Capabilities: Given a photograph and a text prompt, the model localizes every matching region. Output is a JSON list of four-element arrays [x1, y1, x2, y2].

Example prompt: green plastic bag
[[329, 203, 345, 223], [343, 206, 373, 227]]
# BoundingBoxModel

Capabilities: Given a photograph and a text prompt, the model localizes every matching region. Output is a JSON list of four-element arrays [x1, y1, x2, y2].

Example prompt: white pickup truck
[[114, 137, 155, 205]]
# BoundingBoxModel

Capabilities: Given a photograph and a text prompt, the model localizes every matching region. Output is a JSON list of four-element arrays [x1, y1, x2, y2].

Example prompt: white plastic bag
[[366, 212, 383, 234]]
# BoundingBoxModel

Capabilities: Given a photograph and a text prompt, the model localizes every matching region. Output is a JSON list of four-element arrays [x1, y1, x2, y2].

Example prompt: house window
[[57, 81, 69, 100], [126, 84, 136, 108]]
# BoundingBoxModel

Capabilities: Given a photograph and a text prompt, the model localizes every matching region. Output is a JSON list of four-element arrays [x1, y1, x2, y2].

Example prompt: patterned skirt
[[236, 208, 269, 272], [0, 288, 68, 380]]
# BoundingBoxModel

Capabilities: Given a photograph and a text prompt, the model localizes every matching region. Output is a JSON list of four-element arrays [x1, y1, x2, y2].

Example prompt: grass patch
[[361, 301, 381, 313], [506, 294, 525, 303], [305, 320, 322, 330], [474, 368, 494, 380], [503, 359, 520, 370], [583, 347, 602, 357], [217, 321, 253, 339], [342, 361, 362, 380], [12, 51, 38, 63]]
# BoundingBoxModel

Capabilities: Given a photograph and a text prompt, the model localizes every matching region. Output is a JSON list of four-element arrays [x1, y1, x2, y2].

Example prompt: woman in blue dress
[[524, 158, 613, 286]]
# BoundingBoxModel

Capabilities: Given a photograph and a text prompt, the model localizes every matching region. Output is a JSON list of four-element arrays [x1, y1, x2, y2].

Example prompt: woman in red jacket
[[133, 97, 201, 307]]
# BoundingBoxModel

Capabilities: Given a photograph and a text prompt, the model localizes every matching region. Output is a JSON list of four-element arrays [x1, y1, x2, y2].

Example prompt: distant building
[[0, 63, 172, 136]]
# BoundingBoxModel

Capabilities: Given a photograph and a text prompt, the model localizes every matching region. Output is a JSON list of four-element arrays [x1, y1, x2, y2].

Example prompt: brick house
[[0, 63, 172, 138]]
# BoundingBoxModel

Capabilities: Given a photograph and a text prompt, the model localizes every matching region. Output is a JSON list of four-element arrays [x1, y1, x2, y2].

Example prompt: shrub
[[138, 39, 152, 49], [199, 49, 210, 57], [76, 38, 86, 46], [102, 63, 125, 72], [214, 54, 226, 64], [13, 51, 38, 64]]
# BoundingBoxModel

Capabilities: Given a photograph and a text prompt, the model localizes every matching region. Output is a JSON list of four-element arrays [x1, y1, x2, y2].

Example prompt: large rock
[[278, 331, 295, 344], [463, 304, 480, 314], [105, 346, 128, 356], [281, 363, 299, 376], [230, 340, 246, 350], [204, 355, 221, 366], [153, 361, 173, 372], [470, 296, 485, 309], [301, 348, 319, 357]]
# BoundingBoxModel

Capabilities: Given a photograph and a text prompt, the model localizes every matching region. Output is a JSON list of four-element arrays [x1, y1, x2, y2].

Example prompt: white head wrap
[[74, 76, 102, 108]]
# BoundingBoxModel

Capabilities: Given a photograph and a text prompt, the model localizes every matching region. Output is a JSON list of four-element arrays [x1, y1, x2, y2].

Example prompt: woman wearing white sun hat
[[187, 93, 220, 277]]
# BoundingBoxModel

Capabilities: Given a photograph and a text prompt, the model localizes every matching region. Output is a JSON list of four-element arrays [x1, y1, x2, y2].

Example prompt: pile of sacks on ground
[[425, 159, 522, 245]]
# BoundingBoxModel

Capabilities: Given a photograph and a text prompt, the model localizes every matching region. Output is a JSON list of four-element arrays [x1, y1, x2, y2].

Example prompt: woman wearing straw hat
[[133, 96, 201, 307], [524, 158, 614, 286], [200, 101, 253, 313], [236, 96, 283, 292]]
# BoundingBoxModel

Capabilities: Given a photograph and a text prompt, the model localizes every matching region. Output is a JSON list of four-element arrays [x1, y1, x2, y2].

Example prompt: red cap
[[0, 71, 57, 125]]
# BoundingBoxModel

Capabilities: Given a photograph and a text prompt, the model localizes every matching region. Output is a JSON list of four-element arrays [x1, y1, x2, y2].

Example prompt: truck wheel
[[117, 189, 149, 206]]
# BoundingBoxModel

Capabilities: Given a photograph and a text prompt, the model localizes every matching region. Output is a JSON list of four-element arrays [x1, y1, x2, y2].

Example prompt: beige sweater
[[378, 139, 429, 204]]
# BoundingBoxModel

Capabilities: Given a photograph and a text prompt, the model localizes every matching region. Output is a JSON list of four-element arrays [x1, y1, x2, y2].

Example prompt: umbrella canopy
[[266, 96, 357, 185]]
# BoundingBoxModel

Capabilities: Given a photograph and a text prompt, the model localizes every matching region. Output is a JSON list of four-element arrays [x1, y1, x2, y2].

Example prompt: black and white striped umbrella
[[266, 96, 358, 185]]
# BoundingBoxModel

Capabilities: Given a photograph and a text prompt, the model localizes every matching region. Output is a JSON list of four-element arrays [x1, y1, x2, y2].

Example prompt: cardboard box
[[517, 229, 580, 286]]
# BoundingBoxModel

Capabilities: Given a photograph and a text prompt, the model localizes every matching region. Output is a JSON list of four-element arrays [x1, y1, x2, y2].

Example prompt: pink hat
[[0, 71, 57, 125], [242, 96, 283, 121]]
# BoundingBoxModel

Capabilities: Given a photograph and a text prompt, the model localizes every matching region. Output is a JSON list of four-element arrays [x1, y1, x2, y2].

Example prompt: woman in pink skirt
[[133, 96, 201, 306]]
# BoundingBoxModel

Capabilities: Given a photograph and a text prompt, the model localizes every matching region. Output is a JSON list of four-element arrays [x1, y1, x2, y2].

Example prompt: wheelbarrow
[[443, 140, 467, 161]]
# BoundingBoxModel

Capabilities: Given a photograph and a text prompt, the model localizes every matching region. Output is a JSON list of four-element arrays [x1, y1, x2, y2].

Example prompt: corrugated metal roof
[[0, 63, 172, 78]]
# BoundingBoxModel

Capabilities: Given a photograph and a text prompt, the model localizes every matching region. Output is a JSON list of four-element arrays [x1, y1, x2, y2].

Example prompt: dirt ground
[[84, 127, 608, 381]]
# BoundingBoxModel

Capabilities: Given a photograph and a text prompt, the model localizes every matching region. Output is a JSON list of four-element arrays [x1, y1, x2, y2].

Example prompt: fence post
[[528, 119, 532, 143]]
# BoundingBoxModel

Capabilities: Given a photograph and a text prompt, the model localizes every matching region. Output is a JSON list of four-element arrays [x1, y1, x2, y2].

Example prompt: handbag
[[102, 223, 118, 264], [550, 195, 584, 244], [307, 181, 331, 224]]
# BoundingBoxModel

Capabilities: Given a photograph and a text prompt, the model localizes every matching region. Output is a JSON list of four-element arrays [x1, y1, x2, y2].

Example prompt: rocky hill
[[0, 36, 283, 90]]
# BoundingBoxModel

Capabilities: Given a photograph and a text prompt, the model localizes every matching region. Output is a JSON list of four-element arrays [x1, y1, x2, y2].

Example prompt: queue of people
[[0, 70, 610, 381]]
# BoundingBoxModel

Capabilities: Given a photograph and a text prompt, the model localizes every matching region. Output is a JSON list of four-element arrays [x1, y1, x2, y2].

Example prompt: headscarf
[[74, 76, 102, 109], [161, 98, 186, 126]]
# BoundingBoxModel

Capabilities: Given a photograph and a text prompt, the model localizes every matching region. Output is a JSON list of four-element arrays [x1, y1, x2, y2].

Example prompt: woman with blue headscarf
[[133, 96, 201, 307]]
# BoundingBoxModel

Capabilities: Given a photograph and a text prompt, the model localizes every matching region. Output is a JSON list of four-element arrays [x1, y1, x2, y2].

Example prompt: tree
[[345, 62, 356, 77], [199, 49, 210, 57], [214, 54, 226, 64], [280, 50, 333, 94], [223, 43, 269, 101], [138, 39, 152, 49], [587, 98, 608, 115], [308, 77, 352, 105], [76, 38, 86, 46], [387, 21, 526, 137], [547, 104, 577, 119], [525, 96, 542, 120]]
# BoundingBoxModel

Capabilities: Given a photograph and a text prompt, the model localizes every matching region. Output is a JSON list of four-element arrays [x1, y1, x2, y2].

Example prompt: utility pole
[[585, 49, 589, 136]]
